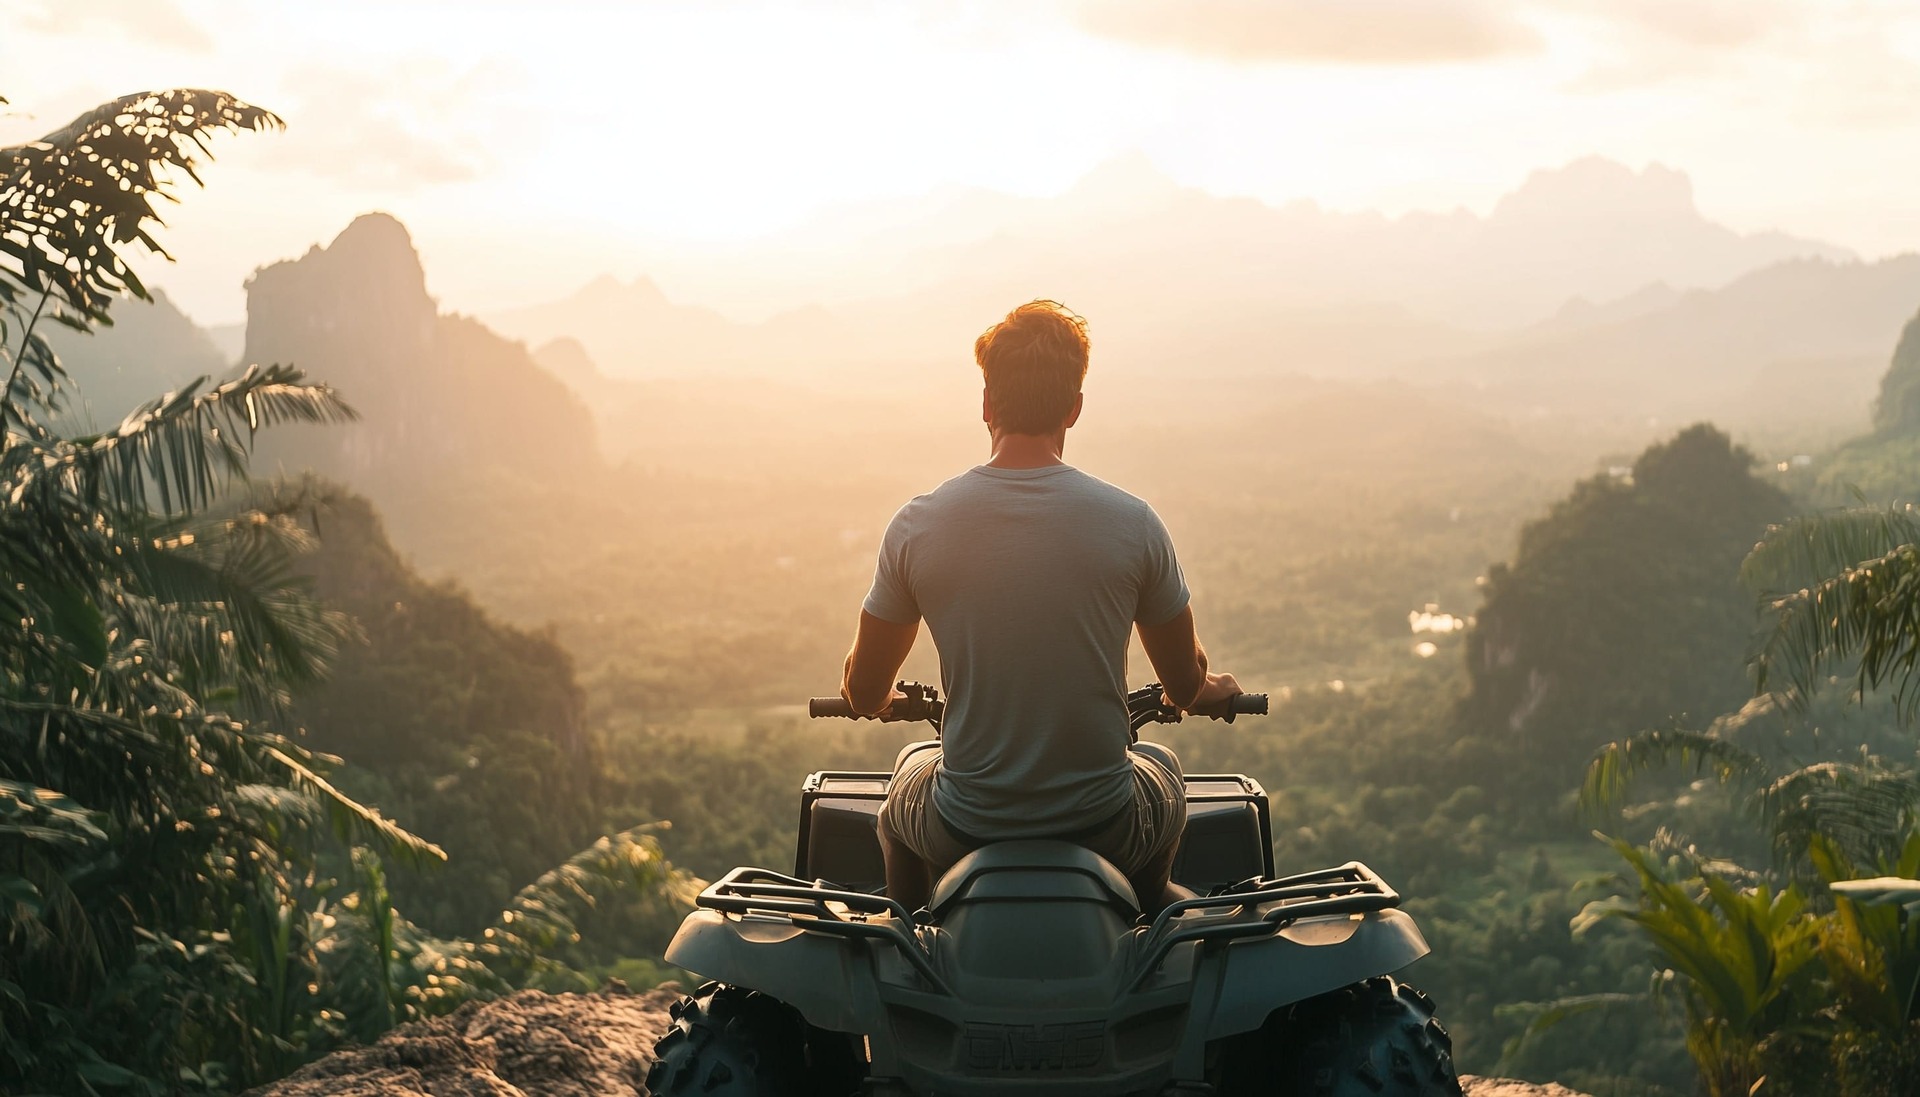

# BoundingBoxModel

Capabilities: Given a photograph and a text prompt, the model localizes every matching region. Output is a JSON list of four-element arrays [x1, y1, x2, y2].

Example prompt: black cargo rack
[[697, 866, 952, 993], [1127, 861, 1400, 989]]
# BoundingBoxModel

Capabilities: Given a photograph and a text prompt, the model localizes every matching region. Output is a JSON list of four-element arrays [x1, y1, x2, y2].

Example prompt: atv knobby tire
[[646, 982, 850, 1096], [1223, 976, 1462, 1097]]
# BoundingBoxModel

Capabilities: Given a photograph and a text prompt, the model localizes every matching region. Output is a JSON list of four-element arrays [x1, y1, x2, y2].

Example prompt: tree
[[1744, 503, 1920, 723], [1461, 424, 1788, 791], [0, 90, 442, 1092], [1568, 500, 1920, 1095]]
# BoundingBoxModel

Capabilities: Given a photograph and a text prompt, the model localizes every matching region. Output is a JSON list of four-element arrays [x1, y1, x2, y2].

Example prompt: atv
[[648, 682, 1461, 1096]]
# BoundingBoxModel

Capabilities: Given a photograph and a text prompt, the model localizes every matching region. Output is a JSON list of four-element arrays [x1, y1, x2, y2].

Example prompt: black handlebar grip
[[1232, 693, 1270, 716], [809, 697, 857, 718]]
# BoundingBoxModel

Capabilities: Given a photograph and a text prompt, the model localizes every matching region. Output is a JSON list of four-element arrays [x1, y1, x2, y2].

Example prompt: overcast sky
[[5, 0, 1920, 325]]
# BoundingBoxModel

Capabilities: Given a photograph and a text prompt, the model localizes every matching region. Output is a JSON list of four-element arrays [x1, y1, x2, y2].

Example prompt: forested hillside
[[1463, 425, 1789, 791], [290, 489, 607, 935], [1810, 303, 1920, 501]]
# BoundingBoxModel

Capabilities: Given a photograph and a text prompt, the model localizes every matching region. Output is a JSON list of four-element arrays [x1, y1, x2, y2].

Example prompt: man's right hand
[[849, 685, 910, 719], [1170, 671, 1240, 713]]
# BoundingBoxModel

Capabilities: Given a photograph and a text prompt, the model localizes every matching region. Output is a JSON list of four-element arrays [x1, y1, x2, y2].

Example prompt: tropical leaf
[[1815, 831, 1920, 1029], [65, 364, 357, 516], [1581, 728, 1768, 819], [1762, 761, 1920, 873], [1829, 878, 1920, 917], [115, 510, 353, 710], [0, 780, 108, 848], [0, 90, 281, 322], [1743, 505, 1920, 722], [1742, 504, 1920, 593], [484, 826, 693, 964], [263, 747, 445, 871]]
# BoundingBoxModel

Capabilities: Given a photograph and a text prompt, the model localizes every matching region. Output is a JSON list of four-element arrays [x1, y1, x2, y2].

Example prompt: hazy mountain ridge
[[597, 155, 1847, 328], [1439, 253, 1920, 435], [487, 156, 1856, 426]]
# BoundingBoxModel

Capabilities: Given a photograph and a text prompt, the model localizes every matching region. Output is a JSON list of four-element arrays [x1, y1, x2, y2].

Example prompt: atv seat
[[928, 840, 1140, 918]]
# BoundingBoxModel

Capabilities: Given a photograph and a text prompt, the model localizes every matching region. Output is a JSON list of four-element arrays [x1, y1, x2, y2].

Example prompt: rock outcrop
[[242, 213, 601, 491], [247, 986, 676, 1097], [1462, 1078, 1592, 1097]]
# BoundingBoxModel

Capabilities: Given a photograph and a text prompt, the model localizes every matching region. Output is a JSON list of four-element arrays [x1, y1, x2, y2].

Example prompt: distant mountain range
[[1441, 254, 1920, 432], [487, 155, 1853, 388], [51, 152, 1920, 475]]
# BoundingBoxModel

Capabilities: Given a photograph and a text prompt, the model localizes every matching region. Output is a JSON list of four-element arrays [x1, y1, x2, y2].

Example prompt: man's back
[[863, 463, 1189, 838]]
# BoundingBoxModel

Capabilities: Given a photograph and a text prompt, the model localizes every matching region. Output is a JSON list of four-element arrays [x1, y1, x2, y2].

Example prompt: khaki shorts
[[877, 742, 1187, 879]]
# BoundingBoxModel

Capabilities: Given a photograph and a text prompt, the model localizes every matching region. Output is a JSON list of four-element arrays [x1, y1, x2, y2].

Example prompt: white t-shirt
[[863, 463, 1191, 838]]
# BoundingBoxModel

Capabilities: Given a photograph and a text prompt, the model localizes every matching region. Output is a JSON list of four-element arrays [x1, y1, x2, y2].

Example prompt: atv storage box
[[795, 770, 1274, 893]]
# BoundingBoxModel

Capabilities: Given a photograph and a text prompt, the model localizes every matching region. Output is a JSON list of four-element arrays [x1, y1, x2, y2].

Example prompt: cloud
[[1074, 0, 1543, 65], [20, 0, 213, 53], [1544, 0, 1809, 92], [254, 62, 516, 190], [1561, 0, 1782, 51]]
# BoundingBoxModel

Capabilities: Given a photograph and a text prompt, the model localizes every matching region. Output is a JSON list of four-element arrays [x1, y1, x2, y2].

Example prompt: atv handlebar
[[1129, 683, 1268, 732], [1193, 692, 1270, 718], [807, 681, 1268, 736], [809, 681, 945, 726]]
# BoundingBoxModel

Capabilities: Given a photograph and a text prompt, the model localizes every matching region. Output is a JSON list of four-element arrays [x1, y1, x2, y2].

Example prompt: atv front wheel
[[645, 982, 858, 1096], [1221, 976, 1462, 1097]]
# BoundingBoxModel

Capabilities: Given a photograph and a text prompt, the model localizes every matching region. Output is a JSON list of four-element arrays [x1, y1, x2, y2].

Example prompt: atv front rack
[[698, 867, 954, 993], [699, 861, 1399, 997], [1126, 860, 1400, 988]]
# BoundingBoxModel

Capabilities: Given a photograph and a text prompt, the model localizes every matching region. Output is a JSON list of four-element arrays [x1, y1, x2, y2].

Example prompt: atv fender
[[1204, 907, 1430, 1040], [665, 909, 867, 1032]]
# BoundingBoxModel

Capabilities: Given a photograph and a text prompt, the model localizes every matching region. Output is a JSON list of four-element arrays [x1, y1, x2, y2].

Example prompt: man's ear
[[982, 387, 993, 426], [1063, 391, 1084, 429]]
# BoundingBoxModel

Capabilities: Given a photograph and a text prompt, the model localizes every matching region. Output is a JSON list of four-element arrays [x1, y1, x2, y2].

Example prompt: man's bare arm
[[1137, 605, 1239, 710], [842, 610, 919, 715]]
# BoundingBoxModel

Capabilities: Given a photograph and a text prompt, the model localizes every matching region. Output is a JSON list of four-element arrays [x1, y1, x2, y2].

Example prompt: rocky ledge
[[246, 986, 1585, 1097]]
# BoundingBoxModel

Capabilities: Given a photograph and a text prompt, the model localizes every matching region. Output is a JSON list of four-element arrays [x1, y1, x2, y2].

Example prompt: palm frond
[[0, 90, 282, 321], [1763, 760, 1920, 873], [1742, 504, 1920, 595], [1, 294, 66, 438], [0, 779, 108, 849], [63, 364, 355, 515], [477, 827, 695, 982], [1750, 540, 1920, 721], [117, 509, 352, 709], [1582, 728, 1770, 819], [262, 746, 444, 871]]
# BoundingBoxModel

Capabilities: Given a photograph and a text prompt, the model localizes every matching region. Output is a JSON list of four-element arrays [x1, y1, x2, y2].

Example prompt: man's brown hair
[[974, 300, 1089, 435]]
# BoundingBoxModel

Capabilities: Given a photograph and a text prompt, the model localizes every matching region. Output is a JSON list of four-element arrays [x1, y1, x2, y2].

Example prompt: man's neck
[[985, 430, 1068, 469]]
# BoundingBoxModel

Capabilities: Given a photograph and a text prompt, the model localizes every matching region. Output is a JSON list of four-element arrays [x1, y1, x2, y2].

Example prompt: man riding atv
[[652, 298, 1461, 1095], [839, 299, 1242, 912]]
